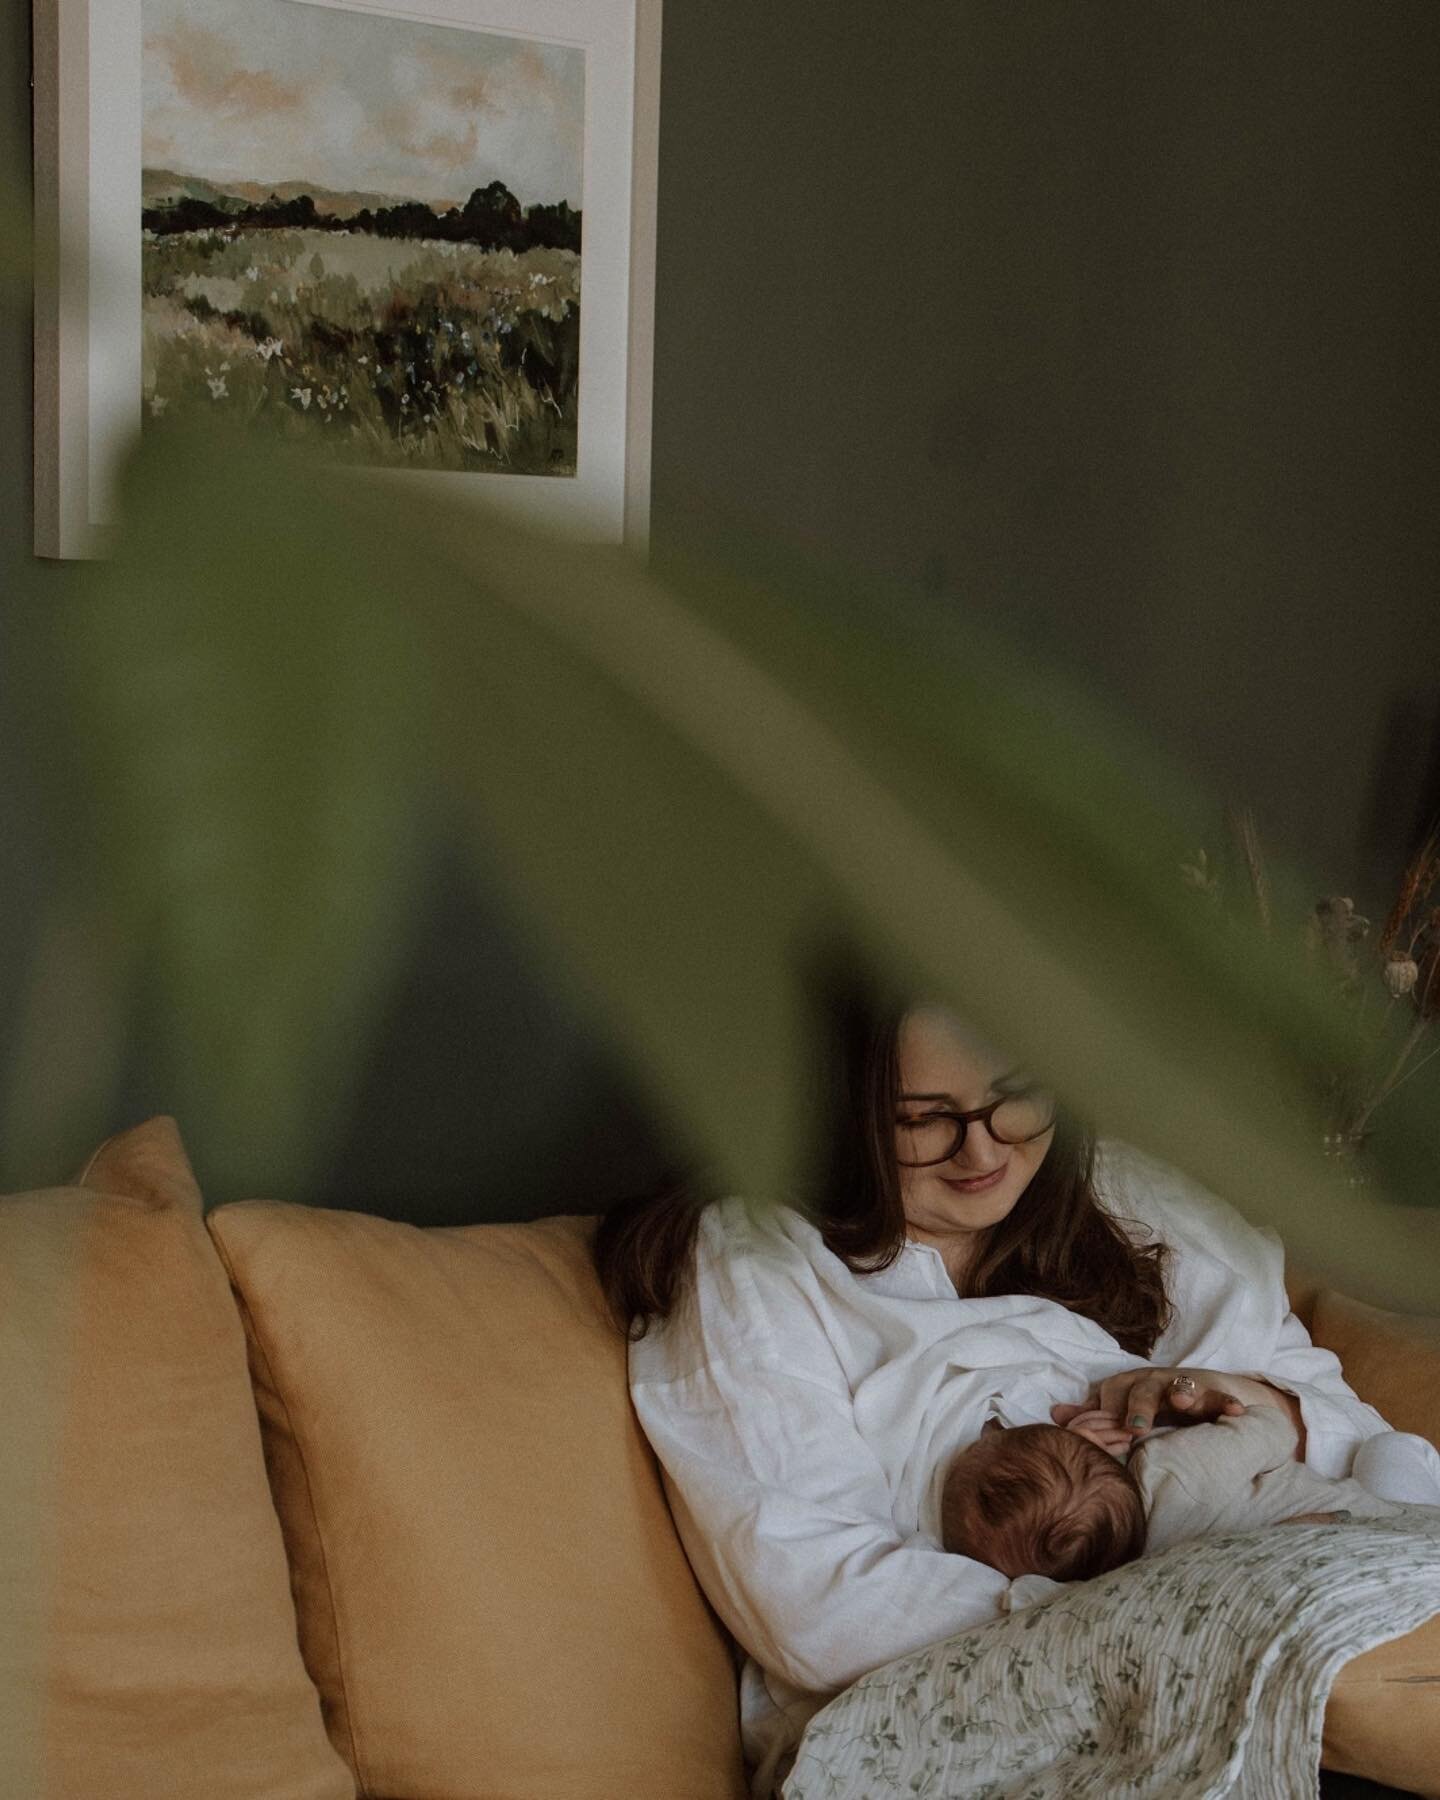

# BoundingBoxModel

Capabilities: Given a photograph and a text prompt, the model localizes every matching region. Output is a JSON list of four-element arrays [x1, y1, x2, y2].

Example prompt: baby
[[941, 1394, 1429, 1580], [940, 1419, 1148, 1581]]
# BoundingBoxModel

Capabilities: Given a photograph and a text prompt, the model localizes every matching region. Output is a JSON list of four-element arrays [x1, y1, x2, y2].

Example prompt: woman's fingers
[[1050, 1402, 1086, 1426], [1168, 1381, 1244, 1420], [1168, 1381, 1240, 1416], [1092, 1368, 1244, 1437], [1095, 1370, 1171, 1434]]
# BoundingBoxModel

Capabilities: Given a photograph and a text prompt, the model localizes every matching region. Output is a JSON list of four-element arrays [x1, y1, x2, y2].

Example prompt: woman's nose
[[949, 1123, 1005, 1170]]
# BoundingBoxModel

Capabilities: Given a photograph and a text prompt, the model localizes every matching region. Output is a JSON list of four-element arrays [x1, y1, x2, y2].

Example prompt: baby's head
[[941, 1422, 1145, 1582]]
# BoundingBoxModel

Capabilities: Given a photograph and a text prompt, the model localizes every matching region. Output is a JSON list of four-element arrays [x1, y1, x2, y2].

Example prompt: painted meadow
[[141, 186, 581, 475]]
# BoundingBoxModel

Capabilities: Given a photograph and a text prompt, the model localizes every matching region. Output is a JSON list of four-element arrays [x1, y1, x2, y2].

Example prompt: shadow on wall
[[1362, 691, 1440, 893], [113, 835, 685, 1224]]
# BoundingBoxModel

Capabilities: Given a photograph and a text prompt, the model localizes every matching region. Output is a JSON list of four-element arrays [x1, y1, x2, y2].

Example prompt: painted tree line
[[142, 179, 581, 254]]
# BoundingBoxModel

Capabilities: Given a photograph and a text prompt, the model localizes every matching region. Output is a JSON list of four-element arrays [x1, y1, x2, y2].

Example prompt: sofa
[[2, 1115, 1437, 1800]]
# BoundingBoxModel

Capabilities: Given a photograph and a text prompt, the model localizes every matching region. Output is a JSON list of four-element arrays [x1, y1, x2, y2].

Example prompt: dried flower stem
[[1349, 1012, 1432, 1137], [1378, 1038, 1440, 1104], [1227, 805, 1271, 934]]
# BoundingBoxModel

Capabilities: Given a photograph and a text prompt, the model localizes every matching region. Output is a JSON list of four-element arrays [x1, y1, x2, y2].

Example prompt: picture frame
[[32, 0, 660, 559]]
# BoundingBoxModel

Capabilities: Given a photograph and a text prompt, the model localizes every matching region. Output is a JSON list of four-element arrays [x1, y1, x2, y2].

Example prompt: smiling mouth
[[940, 1165, 1008, 1195]]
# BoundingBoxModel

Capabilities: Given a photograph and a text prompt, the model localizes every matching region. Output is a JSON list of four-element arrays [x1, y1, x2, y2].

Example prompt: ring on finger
[[1169, 1374, 1198, 1396]]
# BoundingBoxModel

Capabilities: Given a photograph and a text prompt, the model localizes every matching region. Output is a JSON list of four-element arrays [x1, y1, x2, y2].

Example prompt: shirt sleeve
[[631, 1353, 1010, 1695], [1247, 1309, 1391, 1478]]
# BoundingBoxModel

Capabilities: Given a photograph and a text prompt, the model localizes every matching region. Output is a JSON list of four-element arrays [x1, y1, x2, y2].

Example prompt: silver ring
[[1170, 1375, 1198, 1395]]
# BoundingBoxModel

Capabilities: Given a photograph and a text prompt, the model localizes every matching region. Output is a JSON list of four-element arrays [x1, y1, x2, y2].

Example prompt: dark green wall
[[648, 1, 1440, 891], [3, 2, 1437, 1213]]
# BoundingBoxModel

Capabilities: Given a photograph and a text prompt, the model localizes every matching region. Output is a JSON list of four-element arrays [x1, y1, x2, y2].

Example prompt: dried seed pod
[[1383, 957, 1419, 998]]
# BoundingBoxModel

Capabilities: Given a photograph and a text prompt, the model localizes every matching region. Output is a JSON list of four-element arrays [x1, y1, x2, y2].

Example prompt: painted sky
[[142, 0, 584, 207]]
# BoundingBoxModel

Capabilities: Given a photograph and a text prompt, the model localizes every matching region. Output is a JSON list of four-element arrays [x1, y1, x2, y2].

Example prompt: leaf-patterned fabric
[[783, 1511, 1440, 1799]]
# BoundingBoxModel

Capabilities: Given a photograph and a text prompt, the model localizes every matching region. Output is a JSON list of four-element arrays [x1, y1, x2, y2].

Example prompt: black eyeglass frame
[[894, 1091, 1057, 1167]]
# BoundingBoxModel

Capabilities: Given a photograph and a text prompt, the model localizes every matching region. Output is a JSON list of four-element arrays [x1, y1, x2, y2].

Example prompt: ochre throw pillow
[[1310, 1286, 1440, 1449], [0, 1117, 355, 1800], [207, 1202, 746, 1800], [1311, 1285, 1440, 1795]]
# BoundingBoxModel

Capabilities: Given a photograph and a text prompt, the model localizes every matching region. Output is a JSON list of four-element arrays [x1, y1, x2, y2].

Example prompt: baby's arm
[[1137, 1407, 1305, 1550], [1141, 1405, 1299, 1491]]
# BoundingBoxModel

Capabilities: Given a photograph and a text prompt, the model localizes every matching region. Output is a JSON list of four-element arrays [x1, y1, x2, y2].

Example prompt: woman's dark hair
[[593, 1002, 1171, 1356]]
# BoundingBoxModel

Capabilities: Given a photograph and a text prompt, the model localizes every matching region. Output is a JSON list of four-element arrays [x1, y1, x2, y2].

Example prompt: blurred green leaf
[[8, 402, 1438, 1307], [395, 505, 1440, 1305], [22, 425, 428, 1197]]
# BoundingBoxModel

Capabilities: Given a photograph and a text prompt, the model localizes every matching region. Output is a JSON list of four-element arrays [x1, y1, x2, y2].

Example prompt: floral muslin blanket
[[783, 1510, 1440, 1799]]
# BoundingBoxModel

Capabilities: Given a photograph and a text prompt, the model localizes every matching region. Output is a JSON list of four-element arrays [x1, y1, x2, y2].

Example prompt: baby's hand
[[1062, 1408, 1133, 1461]]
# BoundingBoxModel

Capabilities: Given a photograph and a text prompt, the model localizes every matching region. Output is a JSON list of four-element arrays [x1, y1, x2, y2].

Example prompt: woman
[[593, 1004, 1396, 1790]]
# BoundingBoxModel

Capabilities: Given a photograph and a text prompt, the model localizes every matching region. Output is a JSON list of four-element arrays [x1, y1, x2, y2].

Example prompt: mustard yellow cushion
[[207, 1202, 746, 1800], [0, 1117, 354, 1800], [1311, 1285, 1440, 1450], [1307, 1284, 1440, 1793]]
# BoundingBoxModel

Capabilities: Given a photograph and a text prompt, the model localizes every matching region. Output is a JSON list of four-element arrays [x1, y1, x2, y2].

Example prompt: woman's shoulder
[[631, 1196, 847, 1382], [695, 1193, 832, 1273], [1094, 1139, 1285, 1304]]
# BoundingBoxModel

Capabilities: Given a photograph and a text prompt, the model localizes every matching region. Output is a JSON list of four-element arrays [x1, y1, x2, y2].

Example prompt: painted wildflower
[[148, 395, 168, 417], [256, 337, 285, 362], [291, 386, 313, 410], [245, 265, 260, 282], [206, 375, 228, 400]]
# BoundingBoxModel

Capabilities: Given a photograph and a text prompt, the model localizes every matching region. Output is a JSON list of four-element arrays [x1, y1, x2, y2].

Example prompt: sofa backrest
[[207, 1198, 747, 1800], [9, 1114, 1437, 1800]]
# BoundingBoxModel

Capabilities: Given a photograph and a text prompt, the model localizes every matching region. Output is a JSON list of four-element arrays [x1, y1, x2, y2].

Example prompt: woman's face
[[893, 1007, 1054, 1258]]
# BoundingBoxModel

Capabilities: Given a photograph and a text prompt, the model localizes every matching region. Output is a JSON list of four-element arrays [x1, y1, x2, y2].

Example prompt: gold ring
[[1170, 1375, 1197, 1394]]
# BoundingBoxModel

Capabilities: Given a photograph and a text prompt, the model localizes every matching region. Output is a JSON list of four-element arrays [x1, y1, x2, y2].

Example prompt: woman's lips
[[940, 1164, 1008, 1195]]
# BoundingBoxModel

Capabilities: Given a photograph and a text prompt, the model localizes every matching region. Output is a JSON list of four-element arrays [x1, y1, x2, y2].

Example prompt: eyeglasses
[[894, 1090, 1056, 1167]]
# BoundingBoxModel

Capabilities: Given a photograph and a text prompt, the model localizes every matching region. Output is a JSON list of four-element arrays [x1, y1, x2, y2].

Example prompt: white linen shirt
[[628, 1142, 1391, 1782]]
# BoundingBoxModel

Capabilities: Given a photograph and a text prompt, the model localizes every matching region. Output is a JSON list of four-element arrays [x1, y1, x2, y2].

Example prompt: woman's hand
[[1054, 1367, 1308, 1456], [1052, 1367, 1260, 1439]]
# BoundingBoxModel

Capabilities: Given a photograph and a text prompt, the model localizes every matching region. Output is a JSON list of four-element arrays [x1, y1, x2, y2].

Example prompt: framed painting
[[33, 0, 660, 558]]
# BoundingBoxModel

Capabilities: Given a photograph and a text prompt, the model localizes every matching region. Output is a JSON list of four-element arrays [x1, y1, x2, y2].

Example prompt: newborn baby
[[940, 1420, 1147, 1581], [941, 1399, 1423, 1580]]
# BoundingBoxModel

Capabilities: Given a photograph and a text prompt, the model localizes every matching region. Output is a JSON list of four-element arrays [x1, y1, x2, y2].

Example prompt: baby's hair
[[941, 1423, 1146, 1582]]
